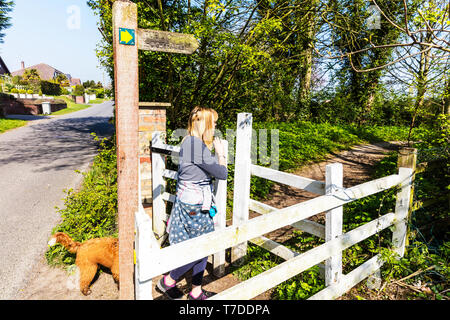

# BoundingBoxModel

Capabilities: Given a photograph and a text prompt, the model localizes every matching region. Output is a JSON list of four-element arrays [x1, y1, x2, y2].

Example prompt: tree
[[87, 0, 325, 127], [317, 0, 449, 72], [387, 24, 449, 140], [318, 0, 404, 124], [73, 84, 85, 96], [383, 0, 450, 143], [0, 0, 14, 44], [55, 73, 68, 84], [83, 80, 96, 88], [22, 68, 40, 81]]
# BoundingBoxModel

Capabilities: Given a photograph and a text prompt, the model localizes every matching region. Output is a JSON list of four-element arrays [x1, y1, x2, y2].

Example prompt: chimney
[[21, 61, 25, 69]]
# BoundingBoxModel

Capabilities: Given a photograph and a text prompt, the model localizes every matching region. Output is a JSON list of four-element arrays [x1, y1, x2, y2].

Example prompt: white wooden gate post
[[151, 131, 167, 238], [392, 148, 416, 257], [231, 113, 253, 265], [213, 139, 228, 277], [325, 162, 343, 286], [134, 209, 154, 300]]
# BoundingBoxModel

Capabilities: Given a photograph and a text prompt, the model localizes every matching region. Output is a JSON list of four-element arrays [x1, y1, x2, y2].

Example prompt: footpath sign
[[113, 0, 198, 300], [137, 29, 198, 54], [119, 27, 135, 46]]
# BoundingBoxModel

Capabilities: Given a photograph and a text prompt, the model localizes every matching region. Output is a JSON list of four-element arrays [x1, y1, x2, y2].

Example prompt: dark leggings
[[169, 257, 208, 286]]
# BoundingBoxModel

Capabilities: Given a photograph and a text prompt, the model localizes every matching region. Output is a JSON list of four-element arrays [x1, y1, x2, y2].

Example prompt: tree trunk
[[443, 77, 450, 115], [298, 0, 318, 111], [407, 37, 432, 145]]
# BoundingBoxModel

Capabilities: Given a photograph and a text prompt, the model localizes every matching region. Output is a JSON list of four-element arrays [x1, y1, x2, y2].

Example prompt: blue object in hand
[[209, 205, 217, 218]]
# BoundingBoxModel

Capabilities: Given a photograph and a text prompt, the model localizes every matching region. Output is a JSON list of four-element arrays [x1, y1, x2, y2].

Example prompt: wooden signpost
[[137, 29, 199, 54], [112, 0, 198, 300], [112, 0, 138, 301]]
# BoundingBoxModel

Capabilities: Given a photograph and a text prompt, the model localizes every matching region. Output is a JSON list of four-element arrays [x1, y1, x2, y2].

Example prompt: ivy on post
[[392, 147, 417, 258], [112, 0, 139, 300]]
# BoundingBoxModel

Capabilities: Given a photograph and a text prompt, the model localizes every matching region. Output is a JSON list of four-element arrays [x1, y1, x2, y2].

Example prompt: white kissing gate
[[134, 112, 414, 300]]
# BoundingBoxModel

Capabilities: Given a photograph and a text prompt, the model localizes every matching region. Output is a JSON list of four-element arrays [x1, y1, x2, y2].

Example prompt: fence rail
[[134, 112, 415, 300]]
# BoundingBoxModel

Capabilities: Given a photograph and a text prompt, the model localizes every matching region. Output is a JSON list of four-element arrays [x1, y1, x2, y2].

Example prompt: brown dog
[[48, 232, 119, 295]]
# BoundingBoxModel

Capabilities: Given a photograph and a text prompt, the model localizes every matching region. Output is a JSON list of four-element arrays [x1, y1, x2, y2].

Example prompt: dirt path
[[14, 141, 403, 300]]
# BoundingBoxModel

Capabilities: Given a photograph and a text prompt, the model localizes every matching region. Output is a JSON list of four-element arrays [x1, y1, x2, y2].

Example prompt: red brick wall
[[138, 104, 167, 220], [74, 96, 85, 104], [0, 98, 67, 115]]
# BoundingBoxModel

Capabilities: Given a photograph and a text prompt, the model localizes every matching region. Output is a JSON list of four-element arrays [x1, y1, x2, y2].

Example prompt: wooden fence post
[[392, 147, 417, 257], [112, 0, 138, 300], [213, 139, 228, 277], [325, 162, 343, 286], [231, 113, 253, 265], [392, 148, 417, 257]]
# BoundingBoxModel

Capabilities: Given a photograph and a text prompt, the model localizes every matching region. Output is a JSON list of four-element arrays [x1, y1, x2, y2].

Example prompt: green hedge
[[40, 80, 61, 96]]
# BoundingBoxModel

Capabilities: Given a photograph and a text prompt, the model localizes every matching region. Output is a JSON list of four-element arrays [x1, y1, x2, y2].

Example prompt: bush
[[95, 88, 105, 98], [60, 87, 71, 95], [73, 85, 85, 96], [40, 80, 61, 96], [11, 75, 21, 85], [4, 83, 14, 92], [10, 88, 18, 93], [26, 89, 33, 94], [46, 134, 118, 266]]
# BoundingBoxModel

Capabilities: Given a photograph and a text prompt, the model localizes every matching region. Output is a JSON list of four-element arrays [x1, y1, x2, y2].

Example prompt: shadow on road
[[5, 114, 53, 121], [0, 116, 115, 172]]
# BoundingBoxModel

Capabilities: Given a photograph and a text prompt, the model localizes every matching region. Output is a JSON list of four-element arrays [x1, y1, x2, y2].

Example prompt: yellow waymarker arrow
[[120, 29, 133, 44]]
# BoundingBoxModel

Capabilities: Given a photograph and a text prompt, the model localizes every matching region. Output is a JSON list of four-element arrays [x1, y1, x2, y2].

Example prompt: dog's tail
[[49, 232, 81, 253]]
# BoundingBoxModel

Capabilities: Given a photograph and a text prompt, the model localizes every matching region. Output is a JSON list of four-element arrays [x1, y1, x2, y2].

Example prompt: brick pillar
[[138, 102, 169, 218]]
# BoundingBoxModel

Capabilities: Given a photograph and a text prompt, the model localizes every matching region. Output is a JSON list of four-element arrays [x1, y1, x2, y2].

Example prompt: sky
[[0, 0, 110, 85]]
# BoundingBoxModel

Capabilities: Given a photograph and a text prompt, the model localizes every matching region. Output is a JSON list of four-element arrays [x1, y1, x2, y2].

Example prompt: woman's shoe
[[187, 289, 216, 300], [156, 276, 184, 300]]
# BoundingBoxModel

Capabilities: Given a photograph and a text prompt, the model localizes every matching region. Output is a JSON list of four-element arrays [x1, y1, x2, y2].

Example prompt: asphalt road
[[0, 101, 114, 299]]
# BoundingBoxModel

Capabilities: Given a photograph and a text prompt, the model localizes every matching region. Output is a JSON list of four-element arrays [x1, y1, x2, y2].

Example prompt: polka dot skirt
[[168, 198, 215, 245]]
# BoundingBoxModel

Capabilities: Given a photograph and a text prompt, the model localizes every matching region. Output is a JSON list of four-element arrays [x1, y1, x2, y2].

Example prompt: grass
[[51, 96, 91, 115], [46, 134, 117, 267], [50, 96, 110, 115], [89, 98, 108, 104], [230, 145, 448, 300], [44, 117, 446, 299], [0, 96, 109, 134], [0, 118, 27, 133]]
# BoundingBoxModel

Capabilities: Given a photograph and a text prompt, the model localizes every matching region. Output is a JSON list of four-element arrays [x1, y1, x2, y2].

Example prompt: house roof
[[70, 78, 81, 86], [11, 63, 64, 81], [0, 56, 10, 75]]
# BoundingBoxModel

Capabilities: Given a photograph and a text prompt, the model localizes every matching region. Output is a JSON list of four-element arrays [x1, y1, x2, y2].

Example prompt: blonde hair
[[185, 106, 218, 150]]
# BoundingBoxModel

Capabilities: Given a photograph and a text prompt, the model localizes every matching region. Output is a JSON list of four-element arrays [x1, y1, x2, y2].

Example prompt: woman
[[156, 106, 228, 300]]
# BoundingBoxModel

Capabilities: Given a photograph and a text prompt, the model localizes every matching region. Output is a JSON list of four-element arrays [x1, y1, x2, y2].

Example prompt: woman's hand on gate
[[213, 137, 224, 158], [213, 137, 227, 166]]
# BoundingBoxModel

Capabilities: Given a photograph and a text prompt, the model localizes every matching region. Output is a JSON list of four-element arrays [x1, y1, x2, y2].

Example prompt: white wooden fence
[[134, 112, 414, 300]]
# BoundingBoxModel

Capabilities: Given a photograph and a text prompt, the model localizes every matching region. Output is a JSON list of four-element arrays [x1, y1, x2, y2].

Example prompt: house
[[0, 56, 10, 75], [70, 78, 81, 86], [11, 62, 81, 84], [11, 62, 65, 81], [63, 73, 80, 87]]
